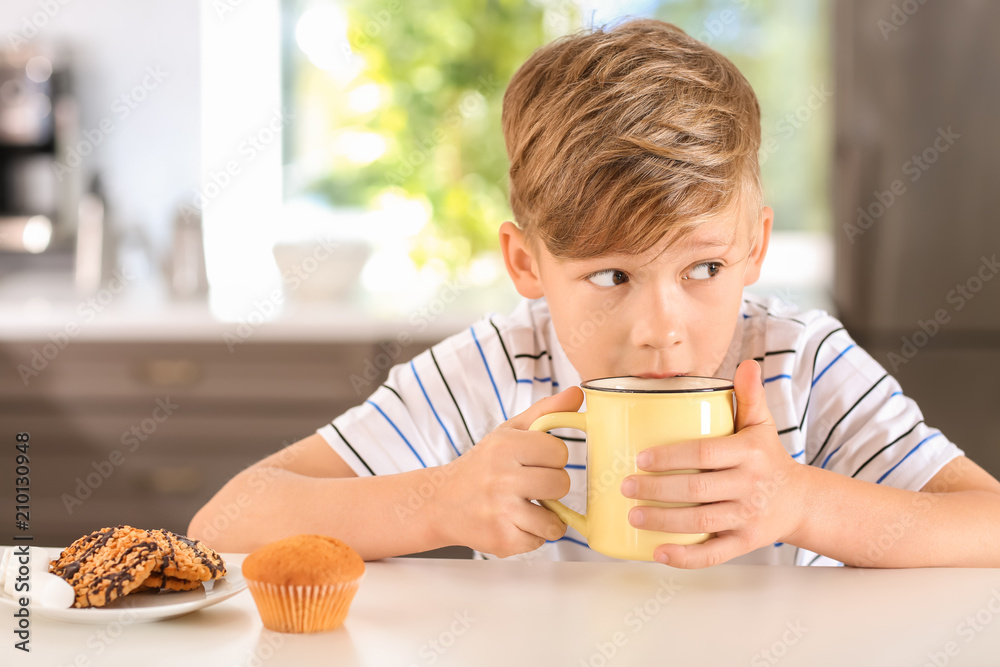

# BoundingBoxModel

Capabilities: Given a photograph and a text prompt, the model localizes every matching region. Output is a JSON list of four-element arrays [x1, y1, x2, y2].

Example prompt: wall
[[0, 0, 200, 256]]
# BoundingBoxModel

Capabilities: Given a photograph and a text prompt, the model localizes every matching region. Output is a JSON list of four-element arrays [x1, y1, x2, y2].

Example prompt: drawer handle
[[137, 360, 201, 386], [146, 466, 203, 494]]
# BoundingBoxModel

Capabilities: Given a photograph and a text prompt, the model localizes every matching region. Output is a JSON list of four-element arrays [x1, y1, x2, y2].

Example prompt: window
[[279, 0, 833, 314]]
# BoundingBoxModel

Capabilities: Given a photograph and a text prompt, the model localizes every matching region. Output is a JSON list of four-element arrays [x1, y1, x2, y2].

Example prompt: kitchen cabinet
[[0, 335, 471, 559]]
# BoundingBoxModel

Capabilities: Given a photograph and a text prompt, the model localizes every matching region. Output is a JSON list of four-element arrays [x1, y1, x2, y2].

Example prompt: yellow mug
[[529, 376, 735, 561]]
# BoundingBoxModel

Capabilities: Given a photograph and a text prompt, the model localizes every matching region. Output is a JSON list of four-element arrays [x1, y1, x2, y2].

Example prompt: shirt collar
[[713, 303, 747, 381], [539, 299, 582, 391]]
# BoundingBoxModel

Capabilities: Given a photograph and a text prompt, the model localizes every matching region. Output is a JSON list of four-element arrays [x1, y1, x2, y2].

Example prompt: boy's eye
[[587, 269, 629, 287], [687, 262, 723, 281]]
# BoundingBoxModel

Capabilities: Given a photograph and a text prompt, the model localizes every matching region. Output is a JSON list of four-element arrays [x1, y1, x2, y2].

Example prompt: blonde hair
[[502, 18, 762, 259]]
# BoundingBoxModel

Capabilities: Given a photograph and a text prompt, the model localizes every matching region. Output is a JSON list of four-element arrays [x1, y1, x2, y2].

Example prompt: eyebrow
[[687, 237, 733, 248], [679, 230, 737, 250]]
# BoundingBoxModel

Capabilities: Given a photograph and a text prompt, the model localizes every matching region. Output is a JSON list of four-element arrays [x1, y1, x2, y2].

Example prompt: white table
[[5, 555, 1000, 666]]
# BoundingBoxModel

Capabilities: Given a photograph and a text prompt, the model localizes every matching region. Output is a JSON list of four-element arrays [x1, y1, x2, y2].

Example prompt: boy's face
[[499, 204, 773, 382]]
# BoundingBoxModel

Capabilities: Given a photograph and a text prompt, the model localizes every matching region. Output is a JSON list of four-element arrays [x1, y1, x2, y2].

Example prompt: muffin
[[242, 535, 365, 633]]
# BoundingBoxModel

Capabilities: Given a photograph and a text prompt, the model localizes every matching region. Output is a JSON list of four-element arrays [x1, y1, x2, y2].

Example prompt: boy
[[189, 19, 1000, 568]]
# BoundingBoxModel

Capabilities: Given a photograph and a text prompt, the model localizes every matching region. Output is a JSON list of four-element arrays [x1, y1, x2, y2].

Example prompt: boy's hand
[[434, 387, 583, 558], [620, 359, 808, 568]]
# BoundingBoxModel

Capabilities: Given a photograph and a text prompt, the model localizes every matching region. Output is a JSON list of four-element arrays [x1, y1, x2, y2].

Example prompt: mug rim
[[581, 375, 734, 393]]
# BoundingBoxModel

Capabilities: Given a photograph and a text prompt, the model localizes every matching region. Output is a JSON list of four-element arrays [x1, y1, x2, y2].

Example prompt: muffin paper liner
[[246, 575, 362, 633]]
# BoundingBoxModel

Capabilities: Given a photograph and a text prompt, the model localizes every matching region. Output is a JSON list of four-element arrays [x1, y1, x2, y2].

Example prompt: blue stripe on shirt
[[812, 344, 855, 387], [546, 535, 590, 549], [517, 376, 554, 384], [877, 432, 942, 484], [471, 325, 508, 421], [765, 374, 791, 384], [366, 399, 427, 468], [821, 443, 844, 469], [410, 360, 460, 458]]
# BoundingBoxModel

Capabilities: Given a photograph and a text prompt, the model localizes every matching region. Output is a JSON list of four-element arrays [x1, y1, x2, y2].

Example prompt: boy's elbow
[[187, 502, 236, 551], [186, 506, 212, 544]]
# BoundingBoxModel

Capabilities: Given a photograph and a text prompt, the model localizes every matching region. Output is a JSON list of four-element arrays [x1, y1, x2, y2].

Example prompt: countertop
[[4, 554, 1000, 666], [0, 269, 518, 342]]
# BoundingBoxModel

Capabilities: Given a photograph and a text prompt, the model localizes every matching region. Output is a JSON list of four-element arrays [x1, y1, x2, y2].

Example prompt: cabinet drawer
[[1, 340, 385, 403]]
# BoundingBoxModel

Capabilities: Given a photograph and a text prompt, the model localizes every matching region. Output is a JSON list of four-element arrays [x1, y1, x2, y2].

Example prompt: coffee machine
[[0, 45, 78, 260]]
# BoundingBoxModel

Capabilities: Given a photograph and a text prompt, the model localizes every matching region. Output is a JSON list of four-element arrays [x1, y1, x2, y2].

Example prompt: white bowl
[[272, 240, 372, 301]]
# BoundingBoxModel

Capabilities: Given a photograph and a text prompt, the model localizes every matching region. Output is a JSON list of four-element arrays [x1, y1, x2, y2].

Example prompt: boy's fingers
[[515, 466, 571, 501], [734, 359, 774, 431], [513, 432, 570, 468], [505, 386, 585, 431], [517, 501, 568, 542], [653, 533, 746, 570]]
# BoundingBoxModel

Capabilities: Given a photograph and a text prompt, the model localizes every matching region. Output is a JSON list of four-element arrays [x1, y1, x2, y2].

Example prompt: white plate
[[0, 548, 246, 624]]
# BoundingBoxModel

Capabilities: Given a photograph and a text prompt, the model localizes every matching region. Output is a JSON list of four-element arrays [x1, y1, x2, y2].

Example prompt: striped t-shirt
[[317, 292, 963, 566]]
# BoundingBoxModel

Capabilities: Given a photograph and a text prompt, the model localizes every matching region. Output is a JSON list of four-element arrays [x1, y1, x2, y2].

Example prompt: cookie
[[149, 529, 226, 581], [139, 572, 204, 592], [49, 525, 161, 608]]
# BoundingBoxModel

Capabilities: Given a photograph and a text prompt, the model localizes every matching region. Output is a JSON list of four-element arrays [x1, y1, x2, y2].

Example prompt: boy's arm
[[786, 454, 1000, 568], [188, 391, 580, 558], [187, 434, 450, 557]]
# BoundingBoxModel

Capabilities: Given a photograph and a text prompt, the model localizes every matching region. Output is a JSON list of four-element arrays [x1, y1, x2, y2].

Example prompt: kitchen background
[[0, 0, 996, 550]]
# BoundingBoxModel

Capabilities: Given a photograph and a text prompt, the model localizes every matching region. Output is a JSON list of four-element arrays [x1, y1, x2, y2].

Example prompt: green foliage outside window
[[283, 0, 828, 276]]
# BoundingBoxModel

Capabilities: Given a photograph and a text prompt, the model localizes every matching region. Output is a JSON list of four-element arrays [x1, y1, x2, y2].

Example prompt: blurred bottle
[[74, 174, 114, 293], [167, 206, 207, 300]]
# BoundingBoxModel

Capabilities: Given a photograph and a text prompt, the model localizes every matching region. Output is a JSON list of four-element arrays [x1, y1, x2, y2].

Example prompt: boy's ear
[[742, 206, 774, 287], [499, 221, 545, 299]]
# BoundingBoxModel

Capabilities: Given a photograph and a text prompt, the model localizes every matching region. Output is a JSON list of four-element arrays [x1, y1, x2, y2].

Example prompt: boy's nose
[[630, 290, 684, 350]]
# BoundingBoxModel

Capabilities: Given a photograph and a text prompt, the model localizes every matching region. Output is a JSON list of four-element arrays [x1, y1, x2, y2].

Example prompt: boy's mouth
[[635, 372, 687, 379]]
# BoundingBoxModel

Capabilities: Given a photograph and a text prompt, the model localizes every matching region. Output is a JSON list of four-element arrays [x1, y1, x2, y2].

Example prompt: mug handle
[[528, 411, 589, 539]]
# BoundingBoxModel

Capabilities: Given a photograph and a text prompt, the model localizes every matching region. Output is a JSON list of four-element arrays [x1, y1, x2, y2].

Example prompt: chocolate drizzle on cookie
[[151, 529, 226, 580], [49, 525, 163, 608], [177, 534, 225, 578], [51, 525, 119, 580], [49, 525, 226, 607], [97, 540, 158, 604]]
